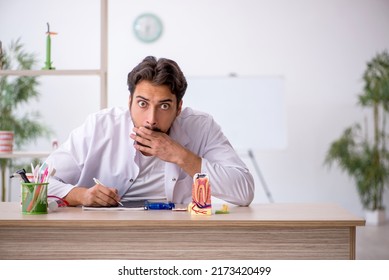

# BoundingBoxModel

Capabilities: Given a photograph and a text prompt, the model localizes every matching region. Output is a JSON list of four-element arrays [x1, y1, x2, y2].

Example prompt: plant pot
[[364, 209, 386, 226], [0, 131, 14, 153]]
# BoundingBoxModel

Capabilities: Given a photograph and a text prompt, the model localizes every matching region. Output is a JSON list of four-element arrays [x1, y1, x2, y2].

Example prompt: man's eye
[[138, 100, 147, 108], [160, 103, 170, 110]]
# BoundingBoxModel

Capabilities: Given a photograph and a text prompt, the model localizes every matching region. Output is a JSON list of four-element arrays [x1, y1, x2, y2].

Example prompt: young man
[[46, 56, 254, 206]]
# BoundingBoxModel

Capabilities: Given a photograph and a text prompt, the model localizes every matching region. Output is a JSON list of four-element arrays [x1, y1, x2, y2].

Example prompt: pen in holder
[[11, 164, 55, 214], [21, 182, 49, 215]]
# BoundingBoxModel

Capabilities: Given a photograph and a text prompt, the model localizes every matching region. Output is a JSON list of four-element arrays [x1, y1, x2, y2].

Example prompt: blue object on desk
[[145, 201, 175, 210]]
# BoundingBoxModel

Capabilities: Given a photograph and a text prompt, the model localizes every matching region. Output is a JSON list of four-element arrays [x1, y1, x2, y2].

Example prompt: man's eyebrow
[[159, 98, 174, 103], [135, 95, 173, 103], [135, 95, 150, 101]]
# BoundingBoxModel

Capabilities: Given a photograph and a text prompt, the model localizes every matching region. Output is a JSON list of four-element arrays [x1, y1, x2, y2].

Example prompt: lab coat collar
[[169, 113, 191, 147], [164, 112, 191, 202]]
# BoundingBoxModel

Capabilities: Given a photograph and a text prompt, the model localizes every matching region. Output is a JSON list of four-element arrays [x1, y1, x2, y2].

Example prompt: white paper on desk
[[82, 200, 146, 211]]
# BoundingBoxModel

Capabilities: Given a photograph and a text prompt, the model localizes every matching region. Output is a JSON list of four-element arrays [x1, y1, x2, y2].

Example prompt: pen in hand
[[93, 177, 124, 206]]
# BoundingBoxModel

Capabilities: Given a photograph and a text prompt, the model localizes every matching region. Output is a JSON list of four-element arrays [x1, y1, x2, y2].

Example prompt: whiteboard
[[183, 76, 286, 150]]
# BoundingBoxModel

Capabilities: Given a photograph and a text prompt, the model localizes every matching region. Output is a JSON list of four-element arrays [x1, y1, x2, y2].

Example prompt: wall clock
[[133, 13, 163, 43]]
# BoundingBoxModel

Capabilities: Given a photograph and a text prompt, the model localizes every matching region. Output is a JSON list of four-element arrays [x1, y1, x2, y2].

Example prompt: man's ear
[[176, 100, 183, 116], [128, 95, 132, 108]]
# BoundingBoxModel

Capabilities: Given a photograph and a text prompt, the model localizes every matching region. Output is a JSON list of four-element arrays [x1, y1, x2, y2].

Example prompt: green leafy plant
[[325, 50, 389, 211], [0, 39, 52, 201]]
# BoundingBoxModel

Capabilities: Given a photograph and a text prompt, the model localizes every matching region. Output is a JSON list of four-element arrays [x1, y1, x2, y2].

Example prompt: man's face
[[129, 80, 182, 133]]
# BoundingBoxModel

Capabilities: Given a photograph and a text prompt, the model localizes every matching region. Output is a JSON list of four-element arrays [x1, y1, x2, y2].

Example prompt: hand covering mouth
[[146, 126, 163, 132], [135, 126, 163, 148]]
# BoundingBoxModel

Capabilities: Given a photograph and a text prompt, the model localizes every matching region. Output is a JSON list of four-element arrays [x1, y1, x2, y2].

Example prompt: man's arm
[[45, 113, 121, 207], [131, 122, 255, 206], [64, 185, 121, 207]]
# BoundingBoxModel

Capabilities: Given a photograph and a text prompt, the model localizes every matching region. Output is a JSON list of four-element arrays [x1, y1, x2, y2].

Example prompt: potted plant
[[324, 50, 389, 225], [0, 39, 51, 202]]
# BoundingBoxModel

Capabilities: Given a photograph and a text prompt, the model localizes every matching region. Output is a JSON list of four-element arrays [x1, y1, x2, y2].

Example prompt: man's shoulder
[[172, 107, 222, 145], [175, 107, 216, 131], [179, 107, 211, 120]]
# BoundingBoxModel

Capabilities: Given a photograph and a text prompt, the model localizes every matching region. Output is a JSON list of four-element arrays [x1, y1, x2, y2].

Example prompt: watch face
[[133, 13, 163, 43]]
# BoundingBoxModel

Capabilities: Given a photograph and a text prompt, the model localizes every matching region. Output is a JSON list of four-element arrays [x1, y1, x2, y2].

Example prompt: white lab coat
[[46, 107, 254, 206]]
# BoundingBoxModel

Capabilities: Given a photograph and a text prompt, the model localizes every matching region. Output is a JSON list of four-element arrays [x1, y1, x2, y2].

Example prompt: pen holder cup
[[21, 182, 49, 215]]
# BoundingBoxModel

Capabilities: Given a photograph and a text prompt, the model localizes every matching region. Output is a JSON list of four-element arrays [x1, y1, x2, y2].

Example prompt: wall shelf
[[0, 70, 102, 76], [0, 151, 51, 159]]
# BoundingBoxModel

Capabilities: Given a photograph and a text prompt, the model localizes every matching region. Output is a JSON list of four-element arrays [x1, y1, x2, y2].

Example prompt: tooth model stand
[[188, 173, 212, 215]]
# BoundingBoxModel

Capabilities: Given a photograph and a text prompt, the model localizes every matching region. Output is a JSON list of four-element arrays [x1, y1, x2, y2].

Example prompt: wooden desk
[[0, 202, 364, 260]]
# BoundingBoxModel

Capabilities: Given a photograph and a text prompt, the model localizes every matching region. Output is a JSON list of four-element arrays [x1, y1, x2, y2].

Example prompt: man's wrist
[[64, 186, 86, 206], [176, 148, 202, 177]]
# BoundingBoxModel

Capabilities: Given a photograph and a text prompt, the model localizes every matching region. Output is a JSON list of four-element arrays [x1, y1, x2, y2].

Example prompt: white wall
[[1, 0, 389, 218]]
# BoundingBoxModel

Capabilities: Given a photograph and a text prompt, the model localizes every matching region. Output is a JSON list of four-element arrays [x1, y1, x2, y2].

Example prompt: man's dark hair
[[127, 56, 188, 106]]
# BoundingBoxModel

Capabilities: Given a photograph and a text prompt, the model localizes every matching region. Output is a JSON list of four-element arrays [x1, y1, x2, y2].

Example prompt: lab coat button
[[172, 178, 176, 182], [129, 179, 134, 183]]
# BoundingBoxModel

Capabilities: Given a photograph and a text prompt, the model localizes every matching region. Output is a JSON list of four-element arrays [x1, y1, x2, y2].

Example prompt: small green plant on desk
[[325, 50, 389, 223], [0, 39, 51, 201]]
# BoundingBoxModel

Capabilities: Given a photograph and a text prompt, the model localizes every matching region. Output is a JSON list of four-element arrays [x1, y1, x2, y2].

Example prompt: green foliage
[[1, 39, 51, 143], [325, 50, 389, 211], [0, 39, 52, 201]]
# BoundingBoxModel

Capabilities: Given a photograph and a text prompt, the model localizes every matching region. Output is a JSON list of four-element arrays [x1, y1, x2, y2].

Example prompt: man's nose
[[146, 108, 157, 126]]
